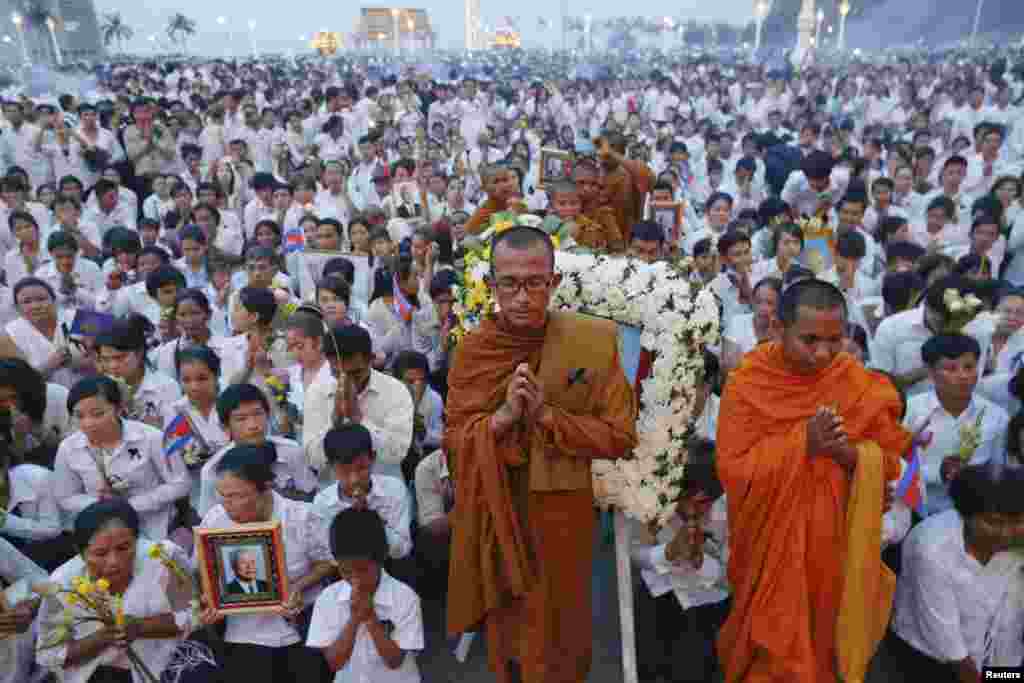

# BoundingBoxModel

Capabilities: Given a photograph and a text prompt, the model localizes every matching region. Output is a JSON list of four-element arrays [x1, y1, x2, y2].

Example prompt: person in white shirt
[[37, 230, 104, 314], [307, 507, 424, 683], [53, 377, 190, 541], [888, 463, 1024, 679], [197, 384, 318, 517], [83, 178, 136, 241], [197, 446, 335, 683], [750, 223, 804, 287], [36, 501, 210, 683], [0, 535, 46, 683], [708, 230, 755, 328], [723, 278, 782, 372], [391, 351, 443, 456], [780, 150, 845, 218], [310, 425, 413, 569], [631, 439, 729, 683], [4, 209, 48, 289], [871, 274, 995, 397], [902, 333, 1009, 517]]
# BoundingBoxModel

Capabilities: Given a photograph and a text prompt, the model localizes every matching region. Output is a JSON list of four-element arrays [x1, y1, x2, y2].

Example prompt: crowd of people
[[0, 40, 1022, 683]]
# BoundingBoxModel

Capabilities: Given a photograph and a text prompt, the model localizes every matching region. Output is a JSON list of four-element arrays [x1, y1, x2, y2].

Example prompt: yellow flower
[[147, 544, 164, 560], [66, 593, 80, 607], [492, 220, 515, 235], [76, 579, 94, 596], [550, 234, 561, 250], [265, 376, 284, 392], [114, 595, 125, 627], [95, 578, 110, 593]]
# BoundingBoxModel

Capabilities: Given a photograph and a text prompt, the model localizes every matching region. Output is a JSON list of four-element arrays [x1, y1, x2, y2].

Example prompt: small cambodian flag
[[283, 226, 306, 255], [896, 446, 923, 514], [163, 413, 194, 459]]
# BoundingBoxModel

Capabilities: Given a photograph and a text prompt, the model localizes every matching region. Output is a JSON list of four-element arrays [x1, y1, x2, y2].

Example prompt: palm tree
[[18, 0, 60, 64], [100, 12, 133, 54], [166, 13, 197, 53]]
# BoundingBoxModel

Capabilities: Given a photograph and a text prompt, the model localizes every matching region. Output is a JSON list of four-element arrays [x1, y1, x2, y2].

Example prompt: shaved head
[[490, 226, 555, 275], [778, 278, 847, 327]]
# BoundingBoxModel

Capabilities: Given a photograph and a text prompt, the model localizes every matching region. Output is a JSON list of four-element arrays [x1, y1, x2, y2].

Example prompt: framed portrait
[[195, 522, 289, 615], [538, 147, 574, 190], [650, 201, 685, 246], [298, 250, 375, 309]]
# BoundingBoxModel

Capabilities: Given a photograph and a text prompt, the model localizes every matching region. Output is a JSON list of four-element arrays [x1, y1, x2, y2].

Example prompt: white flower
[[963, 294, 982, 310], [948, 300, 965, 313], [516, 214, 543, 228]]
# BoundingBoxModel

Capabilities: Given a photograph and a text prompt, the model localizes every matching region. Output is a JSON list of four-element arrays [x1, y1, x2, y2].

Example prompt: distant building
[[0, 0, 103, 64], [353, 7, 435, 51]]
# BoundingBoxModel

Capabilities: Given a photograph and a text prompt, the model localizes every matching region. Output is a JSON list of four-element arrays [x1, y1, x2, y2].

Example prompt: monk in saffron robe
[[716, 279, 912, 683], [464, 164, 529, 236], [445, 226, 637, 683], [594, 134, 654, 234]]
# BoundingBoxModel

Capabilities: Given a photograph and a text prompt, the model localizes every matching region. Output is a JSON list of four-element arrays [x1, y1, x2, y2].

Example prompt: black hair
[[489, 226, 555, 275], [175, 288, 212, 315], [138, 245, 171, 264], [777, 278, 848, 326], [214, 444, 276, 490], [950, 463, 1024, 518], [716, 230, 751, 257], [882, 271, 925, 313], [8, 210, 37, 231], [921, 333, 981, 367], [108, 228, 142, 255], [72, 499, 140, 551], [925, 275, 975, 314], [238, 287, 278, 326], [175, 346, 222, 380], [1008, 411, 1024, 463], [216, 383, 270, 425], [773, 223, 805, 252], [835, 230, 867, 260], [631, 221, 665, 244], [96, 314, 150, 357], [13, 277, 55, 303], [179, 224, 207, 245], [145, 265, 186, 298], [0, 358, 46, 423], [316, 274, 352, 306], [328, 507, 389, 565], [323, 424, 375, 465], [67, 375, 122, 413], [323, 257, 355, 285], [47, 230, 79, 254], [286, 311, 327, 345], [680, 438, 723, 501], [392, 350, 430, 379], [328, 324, 373, 358]]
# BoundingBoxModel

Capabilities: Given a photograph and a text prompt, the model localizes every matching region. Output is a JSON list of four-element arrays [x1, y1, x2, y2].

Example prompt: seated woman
[[197, 446, 335, 683], [0, 358, 71, 467], [53, 377, 190, 542], [0, 535, 47, 683], [36, 500, 216, 683], [96, 315, 181, 429], [888, 462, 1024, 680], [0, 277, 90, 388], [153, 289, 246, 385], [196, 384, 317, 517]]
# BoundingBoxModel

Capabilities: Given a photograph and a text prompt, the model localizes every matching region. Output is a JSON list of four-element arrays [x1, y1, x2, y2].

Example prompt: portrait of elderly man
[[223, 546, 270, 596]]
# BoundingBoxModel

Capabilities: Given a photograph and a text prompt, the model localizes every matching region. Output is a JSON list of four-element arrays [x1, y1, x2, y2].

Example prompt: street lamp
[[663, 17, 674, 53], [970, 0, 985, 46], [814, 8, 824, 49], [391, 8, 400, 55], [10, 13, 27, 65], [754, 0, 770, 51], [584, 14, 592, 53], [45, 16, 62, 66], [838, 0, 850, 50], [247, 19, 256, 56]]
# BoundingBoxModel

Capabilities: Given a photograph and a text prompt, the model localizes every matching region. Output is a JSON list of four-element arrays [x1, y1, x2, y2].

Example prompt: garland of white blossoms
[[454, 214, 721, 526]]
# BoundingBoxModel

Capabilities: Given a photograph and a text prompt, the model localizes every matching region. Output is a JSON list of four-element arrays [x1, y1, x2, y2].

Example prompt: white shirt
[[304, 370, 414, 480], [162, 396, 231, 507], [198, 436, 317, 517], [53, 420, 190, 541], [0, 537, 45, 683], [892, 510, 1024, 668], [902, 392, 1008, 516], [198, 492, 328, 647], [306, 572, 423, 683], [0, 463, 62, 541], [37, 539, 197, 683], [629, 496, 730, 610], [154, 334, 247, 389], [413, 450, 450, 528], [311, 475, 412, 560], [870, 306, 995, 397]]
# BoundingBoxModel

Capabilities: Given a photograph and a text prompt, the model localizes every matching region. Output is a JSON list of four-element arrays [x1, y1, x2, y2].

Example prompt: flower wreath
[[452, 212, 720, 526]]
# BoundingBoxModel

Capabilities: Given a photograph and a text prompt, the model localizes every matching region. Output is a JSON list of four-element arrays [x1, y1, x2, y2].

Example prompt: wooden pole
[[614, 508, 638, 683]]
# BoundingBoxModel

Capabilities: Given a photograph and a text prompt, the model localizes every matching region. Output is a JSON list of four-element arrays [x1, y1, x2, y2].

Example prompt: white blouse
[[36, 539, 196, 683], [53, 420, 191, 541], [197, 492, 329, 648], [892, 510, 1024, 668], [0, 537, 47, 683]]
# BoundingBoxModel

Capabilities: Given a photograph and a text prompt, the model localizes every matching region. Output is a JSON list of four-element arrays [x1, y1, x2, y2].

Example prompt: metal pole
[[970, 0, 985, 46]]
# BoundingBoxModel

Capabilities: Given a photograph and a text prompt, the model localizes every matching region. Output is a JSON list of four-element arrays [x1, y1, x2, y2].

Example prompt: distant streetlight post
[[754, 0, 770, 50], [838, 1, 851, 49], [45, 17, 62, 65], [247, 19, 256, 56], [11, 13, 28, 64], [391, 8, 400, 55], [970, 0, 985, 47], [814, 8, 824, 49]]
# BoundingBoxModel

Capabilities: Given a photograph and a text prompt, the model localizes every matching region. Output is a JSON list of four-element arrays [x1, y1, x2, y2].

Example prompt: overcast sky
[[96, 0, 759, 55]]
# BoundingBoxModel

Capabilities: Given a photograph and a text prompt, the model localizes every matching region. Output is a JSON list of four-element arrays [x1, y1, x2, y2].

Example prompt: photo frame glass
[[539, 147, 574, 189], [650, 202, 684, 245], [196, 522, 288, 614]]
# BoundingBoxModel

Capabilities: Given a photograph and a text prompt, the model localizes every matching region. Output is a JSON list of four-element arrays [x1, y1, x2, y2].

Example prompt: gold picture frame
[[195, 521, 289, 615], [538, 147, 574, 190], [650, 201, 685, 246]]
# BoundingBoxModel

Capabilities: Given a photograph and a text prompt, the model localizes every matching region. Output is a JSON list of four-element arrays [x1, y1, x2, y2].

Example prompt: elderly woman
[[197, 446, 334, 683], [888, 463, 1024, 680], [36, 500, 215, 683], [53, 376, 190, 541], [0, 277, 89, 388]]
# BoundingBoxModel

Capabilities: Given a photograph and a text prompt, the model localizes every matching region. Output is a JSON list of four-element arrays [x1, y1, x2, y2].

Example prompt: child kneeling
[[307, 507, 424, 682]]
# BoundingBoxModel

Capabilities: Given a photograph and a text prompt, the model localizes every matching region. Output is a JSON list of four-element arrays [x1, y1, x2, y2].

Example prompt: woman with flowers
[[36, 499, 215, 683]]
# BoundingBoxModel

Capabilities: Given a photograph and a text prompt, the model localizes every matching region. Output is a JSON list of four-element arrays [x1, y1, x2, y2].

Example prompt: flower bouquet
[[957, 409, 986, 463], [942, 288, 985, 333], [35, 576, 160, 683]]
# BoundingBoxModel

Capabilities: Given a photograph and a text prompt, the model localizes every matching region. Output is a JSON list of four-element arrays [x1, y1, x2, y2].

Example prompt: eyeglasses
[[492, 276, 555, 296]]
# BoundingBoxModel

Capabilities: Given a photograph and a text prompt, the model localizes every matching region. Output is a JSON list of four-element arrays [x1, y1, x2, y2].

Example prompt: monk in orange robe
[[594, 134, 654, 234], [716, 279, 912, 683], [464, 164, 529, 235], [446, 226, 637, 683]]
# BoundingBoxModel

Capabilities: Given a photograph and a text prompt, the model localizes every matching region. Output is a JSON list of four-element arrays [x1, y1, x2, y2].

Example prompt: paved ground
[[416, 519, 902, 682]]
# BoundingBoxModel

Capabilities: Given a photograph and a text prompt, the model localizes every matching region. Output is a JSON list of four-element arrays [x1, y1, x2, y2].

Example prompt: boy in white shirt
[[307, 507, 423, 683]]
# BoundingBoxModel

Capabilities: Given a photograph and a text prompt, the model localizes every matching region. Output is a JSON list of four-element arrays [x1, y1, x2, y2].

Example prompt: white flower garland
[[550, 252, 720, 526]]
